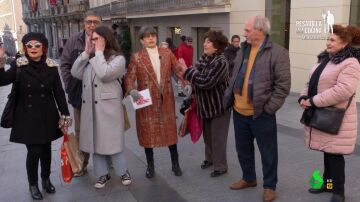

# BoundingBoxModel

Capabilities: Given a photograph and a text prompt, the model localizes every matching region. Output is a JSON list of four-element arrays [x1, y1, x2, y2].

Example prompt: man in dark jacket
[[224, 35, 240, 77], [224, 16, 290, 202], [60, 11, 101, 176]]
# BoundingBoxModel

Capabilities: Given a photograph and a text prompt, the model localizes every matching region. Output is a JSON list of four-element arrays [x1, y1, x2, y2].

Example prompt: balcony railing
[[127, 0, 230, 14], [110, 0, 127, 16], [67, 2, 88, 13], [89, 1, 126, 17]]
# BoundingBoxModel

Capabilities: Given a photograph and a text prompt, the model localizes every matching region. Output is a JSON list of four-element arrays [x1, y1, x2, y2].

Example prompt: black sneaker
[[94, 174, 111, 189], [308, 184, 332, 194], [121, 170, 132, 186]]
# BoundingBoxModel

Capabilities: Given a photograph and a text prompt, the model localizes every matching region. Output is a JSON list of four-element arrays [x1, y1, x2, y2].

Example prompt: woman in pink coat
[[299, 25, 360, 202]]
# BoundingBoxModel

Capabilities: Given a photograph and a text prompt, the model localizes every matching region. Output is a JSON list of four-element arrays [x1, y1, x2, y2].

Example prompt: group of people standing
[[0, 10, 359, 202]]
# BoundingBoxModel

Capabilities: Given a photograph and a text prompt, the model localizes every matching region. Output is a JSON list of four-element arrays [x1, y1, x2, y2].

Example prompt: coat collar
[[318, 46, 360, 64], [16, 56, 57, 82], [138, 48, 165, 90]]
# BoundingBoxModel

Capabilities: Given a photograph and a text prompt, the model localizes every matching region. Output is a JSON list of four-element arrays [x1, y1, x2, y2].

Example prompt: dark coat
[[60, 31, 85, 108], [224, 39, 291, 118], [0, 56, 70, 144], [224, 44, 240, 77]]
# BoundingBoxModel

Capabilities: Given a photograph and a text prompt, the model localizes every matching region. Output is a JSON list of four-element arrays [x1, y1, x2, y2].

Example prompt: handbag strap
[[345, 93, 355, 110]]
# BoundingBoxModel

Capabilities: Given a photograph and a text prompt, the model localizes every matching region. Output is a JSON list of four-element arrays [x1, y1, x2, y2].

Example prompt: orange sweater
[[234, 46, 259, 116]]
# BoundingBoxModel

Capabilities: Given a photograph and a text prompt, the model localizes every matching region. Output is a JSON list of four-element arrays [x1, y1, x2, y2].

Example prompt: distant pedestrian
[[299, 25, 360, 202], [160, 41, 169, 48], [224, 35, 241, 77], [176, 36, 194, 97], [166, 37, 176, 53], [224, 15, 291, 202], [0, 32, 71, 200]]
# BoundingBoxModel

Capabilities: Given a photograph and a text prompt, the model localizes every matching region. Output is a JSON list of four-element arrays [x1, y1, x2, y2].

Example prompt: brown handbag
[[63, 132, 84, 173]]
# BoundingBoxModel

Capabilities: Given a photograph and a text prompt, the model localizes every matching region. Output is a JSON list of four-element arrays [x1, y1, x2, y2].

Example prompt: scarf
[[233, 36, 268, 102]]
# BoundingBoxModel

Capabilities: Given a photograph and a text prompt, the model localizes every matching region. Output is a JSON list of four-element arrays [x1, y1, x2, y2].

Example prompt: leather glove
[[183, 84, 192, 98], [130, 89, 141, 102]]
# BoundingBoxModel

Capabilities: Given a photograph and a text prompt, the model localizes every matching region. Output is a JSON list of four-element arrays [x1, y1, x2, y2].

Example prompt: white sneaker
[[94, 174, 111, 189], [121, 170, 132, 186]]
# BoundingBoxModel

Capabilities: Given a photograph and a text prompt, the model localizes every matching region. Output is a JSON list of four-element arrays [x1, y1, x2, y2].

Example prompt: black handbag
[[1, 67, 21, 128], [67, 76, 82, 109], [307, 95, 354, 135]]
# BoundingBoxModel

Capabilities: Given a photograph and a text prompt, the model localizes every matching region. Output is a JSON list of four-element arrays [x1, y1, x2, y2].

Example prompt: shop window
[[350, 0, 360, 26], [265, 0, 291, 49]]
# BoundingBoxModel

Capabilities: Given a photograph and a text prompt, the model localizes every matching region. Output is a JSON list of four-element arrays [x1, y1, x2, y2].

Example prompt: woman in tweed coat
[[179, 30, 231, 177], [125, 26, 187, 178]]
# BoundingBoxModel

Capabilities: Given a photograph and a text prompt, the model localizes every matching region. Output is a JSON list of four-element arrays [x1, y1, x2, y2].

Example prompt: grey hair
[[138, 26, 157, 39], [253, 16, 271, 34], [84, 10, 101, 20]]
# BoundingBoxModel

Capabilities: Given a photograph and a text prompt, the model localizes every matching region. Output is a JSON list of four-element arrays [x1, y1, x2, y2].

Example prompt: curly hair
[[204, 30, 228, 53], [333, 24, 360, 46]]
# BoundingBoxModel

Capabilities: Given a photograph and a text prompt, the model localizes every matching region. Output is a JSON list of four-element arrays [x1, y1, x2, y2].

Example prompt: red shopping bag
[[61, 134, 73, 183], [188, 101, 203, 143]]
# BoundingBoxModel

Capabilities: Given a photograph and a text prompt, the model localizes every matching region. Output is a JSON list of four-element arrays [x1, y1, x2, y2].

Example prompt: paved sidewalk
[[0, 85, 360, 202]]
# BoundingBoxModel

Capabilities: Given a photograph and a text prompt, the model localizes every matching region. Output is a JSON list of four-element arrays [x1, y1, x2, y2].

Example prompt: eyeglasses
[[25, 42, 42, 49], [91, 37, 99, 41], [85, 20, 100, 25]]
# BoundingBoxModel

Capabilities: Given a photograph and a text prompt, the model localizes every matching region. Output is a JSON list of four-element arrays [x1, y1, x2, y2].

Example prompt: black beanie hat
[[22, 32, 48, 48]]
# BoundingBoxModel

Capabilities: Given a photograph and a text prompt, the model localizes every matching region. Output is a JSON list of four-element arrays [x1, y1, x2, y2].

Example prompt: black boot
[[145, 158, 155, 178], [171, 153, 182, 176], [330, 194, 345, 202], [309, 184, 332, 194], [42, 178, 55, 194], [29, 184, 43, 200]]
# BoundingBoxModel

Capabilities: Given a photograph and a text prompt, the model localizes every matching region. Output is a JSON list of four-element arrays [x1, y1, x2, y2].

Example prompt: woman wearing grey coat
[[71, 26, 131, 189]]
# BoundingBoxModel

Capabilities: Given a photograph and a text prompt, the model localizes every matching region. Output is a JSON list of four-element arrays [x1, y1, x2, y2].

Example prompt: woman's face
[[141, 34, 157, 48], [203, 38, 217, 56], [25, 40, 43, 61], [326, 33, 348, 55]]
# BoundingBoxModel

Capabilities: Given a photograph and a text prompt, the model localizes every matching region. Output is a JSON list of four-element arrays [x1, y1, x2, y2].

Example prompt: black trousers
[[26, 143, 51, 185], [323, 152, 345, 195], [144, 144, 178, 161]]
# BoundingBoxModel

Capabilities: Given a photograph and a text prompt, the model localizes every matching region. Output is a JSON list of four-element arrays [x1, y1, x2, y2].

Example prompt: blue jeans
[[233, 110, 278, 190]]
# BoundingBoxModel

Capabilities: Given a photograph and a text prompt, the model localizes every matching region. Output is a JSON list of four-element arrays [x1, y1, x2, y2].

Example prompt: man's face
[[231, 37, 240, 48], [84, 15, 101, 36], [244, 19, 262, 44], [186, 40, 192, 46]]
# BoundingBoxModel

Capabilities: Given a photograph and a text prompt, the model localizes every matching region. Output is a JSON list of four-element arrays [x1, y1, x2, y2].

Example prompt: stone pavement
[[1, 77, 360, 202]]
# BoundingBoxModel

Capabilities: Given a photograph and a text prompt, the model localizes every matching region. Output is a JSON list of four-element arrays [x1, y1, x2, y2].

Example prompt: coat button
[[94, 101, 98, 104], [28, 94, 32, 98], [84, 84, 86, 88], [94, 84, 98, 87], [27, 84, 31, 87], [41, 94, 45, 97], [28, 104, 32, 108], [40, 84, 44, 88], [82, 100, 85, 103]]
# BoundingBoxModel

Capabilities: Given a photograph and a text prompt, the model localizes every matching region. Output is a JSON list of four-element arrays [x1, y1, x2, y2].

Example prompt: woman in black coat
[[0, 33, 71, 200]]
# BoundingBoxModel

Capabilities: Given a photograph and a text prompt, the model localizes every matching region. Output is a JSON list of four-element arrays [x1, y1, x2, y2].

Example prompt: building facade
[[22, 0, 89, 58], [21, 0, 360, 99], [0, 0, 27, 55]]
